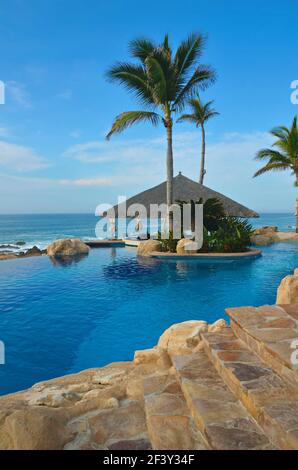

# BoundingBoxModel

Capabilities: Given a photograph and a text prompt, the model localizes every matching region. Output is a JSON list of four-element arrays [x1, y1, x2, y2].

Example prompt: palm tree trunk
[[166, 122, 174, 232], [199, 124, 206, 184]]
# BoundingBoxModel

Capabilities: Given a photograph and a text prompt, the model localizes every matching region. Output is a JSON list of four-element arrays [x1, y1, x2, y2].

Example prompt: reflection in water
[[49, 253, 89, 267], [103, 256, 161, 280]]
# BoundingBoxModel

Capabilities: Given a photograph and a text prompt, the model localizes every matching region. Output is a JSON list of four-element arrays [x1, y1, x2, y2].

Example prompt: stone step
[[201, 327, 298, 450], [172, 351, 273, 450], [226, 305, 298, 386], [143, 373, 209, 450]]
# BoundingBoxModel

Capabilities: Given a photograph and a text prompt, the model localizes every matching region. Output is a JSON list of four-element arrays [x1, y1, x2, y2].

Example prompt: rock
[[250, 234, 274, 246], [1, 408, 70, 450], [47, 238, 90, 257], [158, 320, 208, 357], [176, 238, 198, 254], [254, 226, 278, 235], [23, 246, 43, 257], [0, 253, 17, 261], [134, 348, 160, 365], [276, 273, 298, 304], [137, 240, 162, 257], [208, 319, 227, 333]]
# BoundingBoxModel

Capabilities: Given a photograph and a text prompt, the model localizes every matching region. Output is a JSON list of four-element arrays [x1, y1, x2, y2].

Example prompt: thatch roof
[[113, 172, 259, 218]]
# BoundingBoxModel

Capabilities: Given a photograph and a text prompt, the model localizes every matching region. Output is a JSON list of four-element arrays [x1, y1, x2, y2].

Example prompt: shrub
[[158, 231, 179, 253], [203, 217, 253, 253]]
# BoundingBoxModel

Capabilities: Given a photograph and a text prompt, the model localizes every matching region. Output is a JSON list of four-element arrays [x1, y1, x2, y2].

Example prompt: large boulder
[[176, 238, 198, 254], [254, 226, 278, 235], [47, 239, 89, 257], [158, 320, 208, 357], [276, 270, 298, 304], [137, 240, 162, 257]]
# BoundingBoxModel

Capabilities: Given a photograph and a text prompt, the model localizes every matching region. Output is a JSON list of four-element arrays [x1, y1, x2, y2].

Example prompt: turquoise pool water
[[0, 242, 298, 396]]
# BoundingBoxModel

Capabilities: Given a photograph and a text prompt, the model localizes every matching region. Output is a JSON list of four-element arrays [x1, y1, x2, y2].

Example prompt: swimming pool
[[0, 242, 298, 395]]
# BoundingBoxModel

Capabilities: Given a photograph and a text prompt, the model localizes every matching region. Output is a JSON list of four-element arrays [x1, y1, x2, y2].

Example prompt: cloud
[[59, 177, 113, 187], [0, 140, 49, 172], [6, 81, 32, 107], [63, 138, 165, 164], [63, 131, 273, 174], [0, 174, 132, 188]]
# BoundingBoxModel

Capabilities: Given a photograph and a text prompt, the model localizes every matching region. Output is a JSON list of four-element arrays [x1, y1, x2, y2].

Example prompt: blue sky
[[0, 0, 297, 214]]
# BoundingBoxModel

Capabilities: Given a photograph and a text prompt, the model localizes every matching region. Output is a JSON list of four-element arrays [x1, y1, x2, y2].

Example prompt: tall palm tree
[[254, 116, 298, 232], [106, 33, 215, 229], [177, 95, 219, 184]]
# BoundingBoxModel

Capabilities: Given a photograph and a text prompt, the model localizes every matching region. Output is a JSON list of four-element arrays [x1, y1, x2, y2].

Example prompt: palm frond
[[173, 65, 216, 111], [177, 96, 218, 125], [255, 148, 289, 163], [270, 127, 289, 140], [174, 33, 206, 81], [176, 113, 198, 124], [253, 162, 290, 177], [129, 38, 156, 63], [145, 55, 168, 104], [162, 34, 172, 57], [106, 111, 161, 140], [106, 62, 154, 106]]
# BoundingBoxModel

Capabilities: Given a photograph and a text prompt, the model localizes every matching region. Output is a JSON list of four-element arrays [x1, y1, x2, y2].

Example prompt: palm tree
[[177, 95, 219, 184], [106, 33, 215, 229], [254, 116, 298, 232]]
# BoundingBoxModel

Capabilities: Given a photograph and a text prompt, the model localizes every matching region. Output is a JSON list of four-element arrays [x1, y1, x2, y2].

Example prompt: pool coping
[[148, 249, 262, 259]]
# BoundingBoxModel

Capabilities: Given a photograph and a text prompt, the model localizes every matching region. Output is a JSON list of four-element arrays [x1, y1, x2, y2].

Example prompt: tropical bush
[[176, 197, 225, 234], [158, 231, 179, 253], [203, 217, 253, 253], [157, 198, 253, 253]]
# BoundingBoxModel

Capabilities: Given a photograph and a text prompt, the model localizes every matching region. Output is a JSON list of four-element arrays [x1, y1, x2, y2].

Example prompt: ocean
[[0, 212, 296, 253]]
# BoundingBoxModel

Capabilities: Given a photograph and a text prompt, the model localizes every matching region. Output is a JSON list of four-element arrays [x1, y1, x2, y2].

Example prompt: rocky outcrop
[[176, 238, 198, 254], [254, 226, 278, 235], [276, 269, 298, 304], [137, 240, 162, 257], [23, 246, 43, 257], [47, 239, 90, 258], [251, 228, 298, 245], [0, 246, 45, 261]]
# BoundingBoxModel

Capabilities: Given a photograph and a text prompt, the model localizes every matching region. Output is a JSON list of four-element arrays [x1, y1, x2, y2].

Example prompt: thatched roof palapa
[[113, 172, 259, 218]]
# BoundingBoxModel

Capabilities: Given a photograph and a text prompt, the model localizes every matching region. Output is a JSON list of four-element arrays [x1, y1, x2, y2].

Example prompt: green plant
[[105, 34, 215, 229], [253, 116, 298, 232], [176, 197, 225, 234], [203, 217, 253, 253], [158, 231, 179, 253], [177, 95, 219, 184]]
